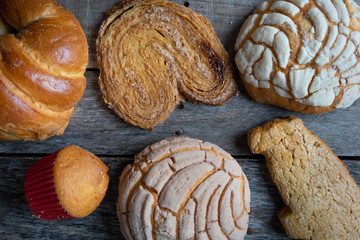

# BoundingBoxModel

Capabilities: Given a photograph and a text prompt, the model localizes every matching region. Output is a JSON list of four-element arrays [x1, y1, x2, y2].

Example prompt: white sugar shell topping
[[270, 1, 300, 16], [117, 137, 251, 240], [235, 0, 360, 109]]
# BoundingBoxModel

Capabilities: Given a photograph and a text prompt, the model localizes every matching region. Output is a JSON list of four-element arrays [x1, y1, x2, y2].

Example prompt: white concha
[[117, 137, 251, 240], [235, 0, 360, 113]]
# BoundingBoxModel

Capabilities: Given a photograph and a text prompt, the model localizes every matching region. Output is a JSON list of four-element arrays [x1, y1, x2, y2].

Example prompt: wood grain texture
[[6, 156, 360, 239], [0, 0, 359, 156], [1, 0, 360, 239], [0, 71, 359, 156]]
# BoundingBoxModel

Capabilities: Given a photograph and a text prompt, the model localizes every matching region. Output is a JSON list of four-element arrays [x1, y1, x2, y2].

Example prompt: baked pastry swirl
[[235, 0, 360, 113], [97, 0, 237, 129], [118, 137, 250, 240], [0, 0, 88, 141]]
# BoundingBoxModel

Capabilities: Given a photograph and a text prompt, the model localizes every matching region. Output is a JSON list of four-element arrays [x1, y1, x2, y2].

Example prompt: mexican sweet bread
[[118, 137, 250, 240], [24, 145, 109, 220], [248, 117, 360, 240], [235, 0, 360, 113], [0, 0, 88, 141], [97, 0, 237, 130]]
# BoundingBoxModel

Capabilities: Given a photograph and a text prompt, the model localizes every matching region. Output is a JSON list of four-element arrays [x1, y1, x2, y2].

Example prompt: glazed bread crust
[[97, 0, 237, 130], [53, 146, 109, 218], [248, 117, 360, 239], [0, 0, 88, 141]]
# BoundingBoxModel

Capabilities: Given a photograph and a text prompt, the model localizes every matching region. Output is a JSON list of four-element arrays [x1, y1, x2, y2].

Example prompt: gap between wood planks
[[0, 153, 359, 161]]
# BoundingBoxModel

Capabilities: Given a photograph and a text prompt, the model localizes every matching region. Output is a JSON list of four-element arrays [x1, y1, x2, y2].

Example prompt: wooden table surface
[[1, 0, 360, 239]]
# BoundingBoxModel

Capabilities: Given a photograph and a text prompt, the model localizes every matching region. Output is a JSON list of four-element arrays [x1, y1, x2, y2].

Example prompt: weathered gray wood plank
[[1, 0, 360, 239], [0, 71, 359, 156], [0, 0, 356, 156], [4, 155, 359, 239]]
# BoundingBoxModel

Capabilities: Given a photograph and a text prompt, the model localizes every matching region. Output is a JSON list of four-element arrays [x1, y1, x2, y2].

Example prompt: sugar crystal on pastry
[[248, 117, 360, 239], [235, 0, 360, 113], [97, 0, 237, 130]]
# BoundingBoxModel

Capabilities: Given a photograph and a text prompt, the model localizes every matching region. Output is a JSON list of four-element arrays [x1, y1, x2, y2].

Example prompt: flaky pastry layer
[[97, 0, 237, 129]]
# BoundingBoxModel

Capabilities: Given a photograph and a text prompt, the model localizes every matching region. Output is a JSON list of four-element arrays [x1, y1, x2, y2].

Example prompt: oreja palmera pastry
[[97, 0, 237, 130], [248, 117, 360, 240], [0, 0, 88, 141], [118, 137, 250, 239], [235, 0, 360, 114], [24, 146, 109, 220]]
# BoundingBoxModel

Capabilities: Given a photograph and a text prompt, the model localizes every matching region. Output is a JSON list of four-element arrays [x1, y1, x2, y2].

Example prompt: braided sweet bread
[[97, 0, 237, 130], [118, 137, 250, 240], [235, 0, 360, 113], [0, 0, 88, 141]]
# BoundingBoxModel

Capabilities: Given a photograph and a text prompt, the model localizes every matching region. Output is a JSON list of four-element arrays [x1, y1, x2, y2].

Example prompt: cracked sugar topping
[[117, 137, 250, 240], [235, 0, 360, 113]]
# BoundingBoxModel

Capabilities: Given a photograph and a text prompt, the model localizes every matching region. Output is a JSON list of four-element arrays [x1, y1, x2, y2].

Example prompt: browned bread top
[[248, 116, 360, 240], [0, 0, 88, 141], [53, 145, 109, 218]]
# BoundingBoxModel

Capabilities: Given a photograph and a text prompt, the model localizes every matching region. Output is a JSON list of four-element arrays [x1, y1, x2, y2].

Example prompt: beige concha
[[117, 137, 250, 240], [235, 0, 360, 114]]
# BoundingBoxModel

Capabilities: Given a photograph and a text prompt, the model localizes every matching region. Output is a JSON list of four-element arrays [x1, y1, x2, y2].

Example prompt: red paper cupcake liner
[[24, 151, 75, 220]]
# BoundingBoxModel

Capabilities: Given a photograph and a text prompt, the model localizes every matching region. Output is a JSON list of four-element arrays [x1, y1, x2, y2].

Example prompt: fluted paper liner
[[24, 152, 75, 220]]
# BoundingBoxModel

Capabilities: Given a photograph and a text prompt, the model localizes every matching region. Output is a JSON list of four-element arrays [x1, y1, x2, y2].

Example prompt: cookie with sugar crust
[[235, 0, 360, 113], [248, 116, 360, 240]]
